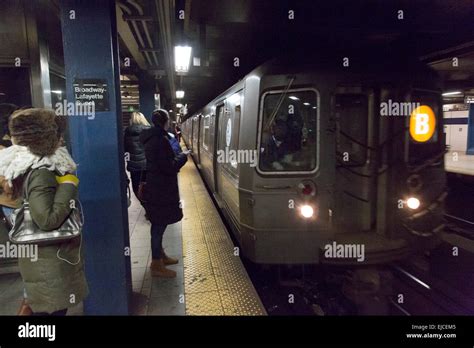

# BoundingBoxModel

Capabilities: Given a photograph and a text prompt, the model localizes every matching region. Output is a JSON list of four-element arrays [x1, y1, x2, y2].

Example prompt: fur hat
[[9, 108, 59, 156]]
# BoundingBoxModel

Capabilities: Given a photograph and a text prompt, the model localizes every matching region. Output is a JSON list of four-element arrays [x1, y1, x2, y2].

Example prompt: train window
[[259, 89, 318, 173], [335, 94, 368, 165], [203, 115, 210, 151]]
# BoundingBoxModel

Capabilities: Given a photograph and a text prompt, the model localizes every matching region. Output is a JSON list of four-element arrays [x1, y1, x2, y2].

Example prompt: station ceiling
[[117, 0, 474, 115]]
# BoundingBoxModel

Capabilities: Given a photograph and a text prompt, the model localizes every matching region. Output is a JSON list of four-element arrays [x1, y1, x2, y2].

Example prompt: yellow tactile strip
[[179, 161, 266, 316]]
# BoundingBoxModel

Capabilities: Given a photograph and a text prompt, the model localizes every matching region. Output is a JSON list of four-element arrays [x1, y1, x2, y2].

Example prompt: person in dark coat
[[140, 109, 188, 278], [124, 112, 150, 201]]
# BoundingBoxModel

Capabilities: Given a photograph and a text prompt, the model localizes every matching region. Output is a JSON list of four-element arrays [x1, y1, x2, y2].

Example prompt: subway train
[[181, 51, 446, 265]]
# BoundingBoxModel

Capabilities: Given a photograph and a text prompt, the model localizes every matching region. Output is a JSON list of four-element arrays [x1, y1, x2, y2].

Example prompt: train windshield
[[259, 89, 318, 173]]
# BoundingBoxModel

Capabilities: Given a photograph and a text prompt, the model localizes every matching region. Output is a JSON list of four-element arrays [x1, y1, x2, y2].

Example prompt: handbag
[[137, 170, 147, 203], [8, 169, 83, 245]]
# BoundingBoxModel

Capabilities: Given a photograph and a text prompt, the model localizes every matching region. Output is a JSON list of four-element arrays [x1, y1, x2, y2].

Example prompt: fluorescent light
[[289, 96, 299, 100], [303, 102, 310, 106], [312, 106, 317, 109], [176, 103, 183, 108], [51, 90, 62, 94], [193, 57, 201, 66], [174, 46, 192, 73], [176, 90, 185, 99], [442, 91, 462, 96]]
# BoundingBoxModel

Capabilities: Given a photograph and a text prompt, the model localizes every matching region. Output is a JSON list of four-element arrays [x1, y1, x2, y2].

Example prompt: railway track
[[390, 214, 474, 316]]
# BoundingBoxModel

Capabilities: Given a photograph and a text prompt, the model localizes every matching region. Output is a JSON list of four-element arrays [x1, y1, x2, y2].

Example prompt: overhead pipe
[[155, 0, 177, 108], [126, 0, 160, 67], [117, 2, 153, 66]]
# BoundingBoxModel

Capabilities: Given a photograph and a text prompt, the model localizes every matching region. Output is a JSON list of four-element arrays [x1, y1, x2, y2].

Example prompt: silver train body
[[182, 54, 446, 265]]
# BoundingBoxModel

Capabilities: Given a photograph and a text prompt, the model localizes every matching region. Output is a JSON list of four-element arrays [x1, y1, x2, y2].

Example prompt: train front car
[[240, 54, 445, 265], [182, 52, 445, 266]]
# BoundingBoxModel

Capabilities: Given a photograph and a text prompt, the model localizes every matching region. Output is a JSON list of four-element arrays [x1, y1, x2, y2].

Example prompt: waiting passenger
[[124, 112, 151, 202], [175, 124, 182, 143], [140, 109, 188, 278], [260, 119, 293, 170], [0, 108, 88, 315]]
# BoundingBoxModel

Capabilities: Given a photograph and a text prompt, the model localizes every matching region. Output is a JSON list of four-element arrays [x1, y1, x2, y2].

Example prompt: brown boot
[[17, 299, 32, 316], [150, 259, 176, 278], [161, 248, 178, 265]]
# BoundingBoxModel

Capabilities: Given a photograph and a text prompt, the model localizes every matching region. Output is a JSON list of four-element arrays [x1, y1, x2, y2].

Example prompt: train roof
[[184, 44, 438, 121]]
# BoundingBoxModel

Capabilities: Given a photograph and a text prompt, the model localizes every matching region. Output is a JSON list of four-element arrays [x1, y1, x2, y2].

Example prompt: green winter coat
[[17, 168, 89, 313]]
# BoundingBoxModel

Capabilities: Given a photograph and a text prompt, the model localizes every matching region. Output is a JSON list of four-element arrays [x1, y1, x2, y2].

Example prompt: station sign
[[73, 79, 110, 111], [409, 105, 436, 142]]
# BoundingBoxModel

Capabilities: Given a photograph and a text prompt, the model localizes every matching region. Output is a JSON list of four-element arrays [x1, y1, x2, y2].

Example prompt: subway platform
[[445, 151, 474, 176], [130, 157, 266, 315], [0, 158, 265, 316]]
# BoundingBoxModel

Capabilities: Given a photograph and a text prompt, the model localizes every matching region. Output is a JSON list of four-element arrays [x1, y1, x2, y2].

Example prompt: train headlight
[[406, 197, 421, 210], [300, 205, 314, 218]]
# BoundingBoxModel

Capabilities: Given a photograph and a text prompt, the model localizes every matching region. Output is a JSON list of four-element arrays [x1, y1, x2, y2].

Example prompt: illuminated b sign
[[409, 105, 436, 142]]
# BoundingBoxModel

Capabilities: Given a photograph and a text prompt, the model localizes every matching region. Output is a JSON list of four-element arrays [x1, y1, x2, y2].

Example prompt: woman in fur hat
[[0, 108, 89, 315]]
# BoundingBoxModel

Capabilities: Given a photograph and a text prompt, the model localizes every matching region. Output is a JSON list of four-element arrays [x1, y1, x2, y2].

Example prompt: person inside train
[[261, 119, 294, 170], [139, 109, 188, 278], [0, 103, 18, 149], [285, 107, 304, 153], [0, 108, 88, 315], [124, 111, 150, 203]]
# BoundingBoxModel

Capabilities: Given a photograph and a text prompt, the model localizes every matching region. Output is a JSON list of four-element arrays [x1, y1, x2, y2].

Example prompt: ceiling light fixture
[[175, 46, 192, 73]]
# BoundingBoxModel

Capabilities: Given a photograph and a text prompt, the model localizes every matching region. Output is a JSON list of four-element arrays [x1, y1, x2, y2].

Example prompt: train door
[[333, 87, 377, 233], [214, 92, 242, 224], [189, 118, 194, 151], [192, 115, 201, 164], [214, 102, 226, 198]]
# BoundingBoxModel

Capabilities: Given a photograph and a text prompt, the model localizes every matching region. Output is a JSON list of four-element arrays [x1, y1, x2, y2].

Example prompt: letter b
[[415, 113, 429, 134]]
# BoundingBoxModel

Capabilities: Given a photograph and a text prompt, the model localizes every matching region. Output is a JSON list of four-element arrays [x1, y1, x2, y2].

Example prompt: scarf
[[0, 145, 77, 186]]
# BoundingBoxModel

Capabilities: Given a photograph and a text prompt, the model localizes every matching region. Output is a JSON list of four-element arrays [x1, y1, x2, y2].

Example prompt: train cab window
[[259, 89, 318, 173], [335, 94, 368, 165]]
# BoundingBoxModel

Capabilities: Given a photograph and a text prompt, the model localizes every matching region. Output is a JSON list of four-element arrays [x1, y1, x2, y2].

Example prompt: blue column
[[467, 103, 474, 155], [60, 0, 131, 314], [138, 72, 156, 121]]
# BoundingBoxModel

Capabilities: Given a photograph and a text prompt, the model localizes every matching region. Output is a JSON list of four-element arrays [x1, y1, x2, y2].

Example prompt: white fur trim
[[0, 145, 77, 186]]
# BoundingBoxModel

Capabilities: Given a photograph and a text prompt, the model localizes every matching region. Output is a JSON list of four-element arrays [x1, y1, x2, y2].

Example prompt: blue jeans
[[2, 206, 14, 220], [151, 223, 167, 259]]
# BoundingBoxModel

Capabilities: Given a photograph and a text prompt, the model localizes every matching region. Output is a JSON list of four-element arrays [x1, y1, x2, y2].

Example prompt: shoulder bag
[[8, 169, 83, 245]]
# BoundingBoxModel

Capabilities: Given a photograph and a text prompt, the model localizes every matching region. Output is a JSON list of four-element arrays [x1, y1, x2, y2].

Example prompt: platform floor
[[130, 156, 266, 315], [179, 159, 266, 315], [445, 151, 474, 176]]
